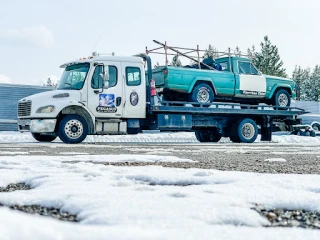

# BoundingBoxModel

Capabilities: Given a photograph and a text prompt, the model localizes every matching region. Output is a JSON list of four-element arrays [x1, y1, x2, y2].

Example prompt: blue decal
[[99, 94, 115, 107]]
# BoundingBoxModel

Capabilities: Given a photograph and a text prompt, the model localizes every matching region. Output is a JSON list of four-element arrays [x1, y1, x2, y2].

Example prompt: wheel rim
[[197, 87, 210, 103], [278, 93, 288, 107], [241, 123, 255, 140], [64, 119, 83, 139]]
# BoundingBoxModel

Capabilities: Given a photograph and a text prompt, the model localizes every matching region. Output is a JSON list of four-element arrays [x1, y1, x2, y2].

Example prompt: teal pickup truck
[[152, 56, 296, 108]]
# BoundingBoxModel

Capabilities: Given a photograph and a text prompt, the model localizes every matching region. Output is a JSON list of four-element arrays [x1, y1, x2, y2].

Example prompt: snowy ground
[[0, 131, 320, 239], [1, 131, 320, 144]]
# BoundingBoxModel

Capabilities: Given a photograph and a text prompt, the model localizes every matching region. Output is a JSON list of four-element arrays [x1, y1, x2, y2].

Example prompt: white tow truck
[[17, 53, 306, 144]]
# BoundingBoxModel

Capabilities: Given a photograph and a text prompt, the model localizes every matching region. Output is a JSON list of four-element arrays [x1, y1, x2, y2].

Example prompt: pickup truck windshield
[[57, 63, 90, 90]]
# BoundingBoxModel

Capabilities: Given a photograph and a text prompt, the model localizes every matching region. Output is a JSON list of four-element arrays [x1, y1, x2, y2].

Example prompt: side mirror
[[103, 65, 109, 89]]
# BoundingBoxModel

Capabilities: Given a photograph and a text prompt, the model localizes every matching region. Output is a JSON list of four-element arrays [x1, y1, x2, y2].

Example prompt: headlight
[[36, 105, 55, 113]]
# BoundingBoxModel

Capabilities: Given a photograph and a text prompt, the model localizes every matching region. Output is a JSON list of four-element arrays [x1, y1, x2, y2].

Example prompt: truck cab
[[18, 54, 148, 143]]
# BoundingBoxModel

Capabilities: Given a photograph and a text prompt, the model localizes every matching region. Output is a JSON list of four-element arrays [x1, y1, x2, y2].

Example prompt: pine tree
[[292, 66, 307, 100], [299, 67, 311, 101], [253, 36, 287, 78], [154, 62, 161, 68], [247, 45, 256, 59], [203, 44, 219, 59], [309, 65, 320, 101], [171, 55, 182, 67], [234, 46, 241, 57]]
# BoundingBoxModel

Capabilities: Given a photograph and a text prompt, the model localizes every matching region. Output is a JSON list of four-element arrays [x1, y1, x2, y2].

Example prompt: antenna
[[92, 35, 102, 53]]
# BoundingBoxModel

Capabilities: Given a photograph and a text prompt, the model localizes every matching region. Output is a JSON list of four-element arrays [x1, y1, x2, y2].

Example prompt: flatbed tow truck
[[17, 44, 307, 144]]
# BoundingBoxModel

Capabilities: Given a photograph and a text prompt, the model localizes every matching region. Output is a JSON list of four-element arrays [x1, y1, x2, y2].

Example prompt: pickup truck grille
[[18, 101, 32, 117]]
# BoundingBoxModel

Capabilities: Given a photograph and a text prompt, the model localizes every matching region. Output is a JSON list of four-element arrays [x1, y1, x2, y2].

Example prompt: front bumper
[[18, 119, 57, 133]]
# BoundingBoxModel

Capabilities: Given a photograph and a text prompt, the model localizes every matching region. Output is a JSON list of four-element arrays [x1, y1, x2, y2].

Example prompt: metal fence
[[0, 83, 53, 131]]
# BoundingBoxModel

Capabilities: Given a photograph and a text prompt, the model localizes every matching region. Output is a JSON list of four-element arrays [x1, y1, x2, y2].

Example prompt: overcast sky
[[0, 0, 320, 84]]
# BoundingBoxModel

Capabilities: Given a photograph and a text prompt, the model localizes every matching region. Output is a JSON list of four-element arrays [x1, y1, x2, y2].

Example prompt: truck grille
[[18, 101, 32, 117]]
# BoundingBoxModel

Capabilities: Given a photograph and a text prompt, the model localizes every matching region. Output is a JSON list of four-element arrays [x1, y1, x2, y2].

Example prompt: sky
[[0, 0, 320, 85]]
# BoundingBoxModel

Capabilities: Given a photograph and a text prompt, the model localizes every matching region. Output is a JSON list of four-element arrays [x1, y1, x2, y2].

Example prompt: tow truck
[[17, 43, 307, 144]]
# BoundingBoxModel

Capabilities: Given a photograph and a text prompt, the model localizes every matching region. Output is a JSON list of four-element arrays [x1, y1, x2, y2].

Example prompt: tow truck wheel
[[195, 130, 221, 143], [230, 118, 258, 143], [272, 89, 291, 110], [31, 133, 57, 142], [58, 115, 88, 144], [190, 83, 214, 107]]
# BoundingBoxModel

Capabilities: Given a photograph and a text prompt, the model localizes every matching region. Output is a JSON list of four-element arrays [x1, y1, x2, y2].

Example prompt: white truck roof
[[60, 55, 144, 68]]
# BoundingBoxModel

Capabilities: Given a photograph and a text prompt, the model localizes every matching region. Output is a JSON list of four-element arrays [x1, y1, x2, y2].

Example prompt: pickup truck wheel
[[31, 133, 57, 142], [190, 83, 214, 107], [58, 115, 88, 144], [272, 89, 291, 110]]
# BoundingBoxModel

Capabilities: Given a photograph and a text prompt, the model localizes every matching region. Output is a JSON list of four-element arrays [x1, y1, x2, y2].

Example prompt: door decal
[[130, 92, 139, 106], [97, 94, 117, 113]]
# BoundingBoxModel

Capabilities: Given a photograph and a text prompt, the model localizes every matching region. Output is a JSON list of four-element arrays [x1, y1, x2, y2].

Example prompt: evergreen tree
[[292, 66, 309, 100], [309, 65, 320, 101], [203, 44, 219, 59], [299, 67, 311, 101], [234, 46, 241, 57], [154, 62, 161, 68], [247, 45, 256, 59], [171, 55, 182, 67], [253, 36, 287, 78]]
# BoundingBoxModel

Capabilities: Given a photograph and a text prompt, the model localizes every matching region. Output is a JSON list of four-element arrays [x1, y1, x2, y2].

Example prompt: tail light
[[150, 79, 156, 96]]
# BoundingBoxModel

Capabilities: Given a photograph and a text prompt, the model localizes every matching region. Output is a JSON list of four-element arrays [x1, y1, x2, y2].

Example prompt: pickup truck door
[[234, 61, 266, 98], [86, 62, 124, 118]]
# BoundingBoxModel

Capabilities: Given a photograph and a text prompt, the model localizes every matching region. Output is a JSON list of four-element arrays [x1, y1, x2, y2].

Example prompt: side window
[[108, 66, 117, 88], [91, 65, 103, 89], [126, 67, 141, 86], [238, 62, 259, 75], [216, 61, 229, 71], [92, 65, 118, 89]]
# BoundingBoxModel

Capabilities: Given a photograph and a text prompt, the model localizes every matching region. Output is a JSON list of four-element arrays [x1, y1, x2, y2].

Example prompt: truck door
[[87, 62, 124, 118], [121, 62, 146, 118], [234, 61, 266, 98]]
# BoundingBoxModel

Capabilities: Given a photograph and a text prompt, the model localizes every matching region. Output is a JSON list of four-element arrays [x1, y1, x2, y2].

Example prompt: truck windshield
[[57, 63, 90, 90]]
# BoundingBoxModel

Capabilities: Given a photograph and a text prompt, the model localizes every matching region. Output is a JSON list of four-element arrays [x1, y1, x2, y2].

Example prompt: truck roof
[[60, 55, 144, 68], [215, 56, 251, 62]]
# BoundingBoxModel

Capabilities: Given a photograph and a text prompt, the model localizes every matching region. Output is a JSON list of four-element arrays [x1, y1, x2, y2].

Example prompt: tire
[[195, 130, 221, 143], [272, 89, 291, 110], [58, 115, 88, 144], [312, 123, 320, 131], [127, 128, 140, 135], [230, 118, 258, 143], [190, 83, 214, 107], [310, 130, 316, 137], [32, 133, 57, 142]]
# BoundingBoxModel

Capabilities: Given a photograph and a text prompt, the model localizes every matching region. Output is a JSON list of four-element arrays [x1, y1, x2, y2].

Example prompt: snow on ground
[[0, 155, 320, 239], [1, 131, 320, 144], [264, 158, 287, 162], [0, 131, 320, 239]]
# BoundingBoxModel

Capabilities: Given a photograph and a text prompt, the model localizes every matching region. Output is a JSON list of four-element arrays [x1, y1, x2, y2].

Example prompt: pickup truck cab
[[153, 56, 296, 108]]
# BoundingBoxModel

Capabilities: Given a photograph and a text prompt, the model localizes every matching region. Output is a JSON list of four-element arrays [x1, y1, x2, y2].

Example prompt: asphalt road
[[1, 142, 320, 174]]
